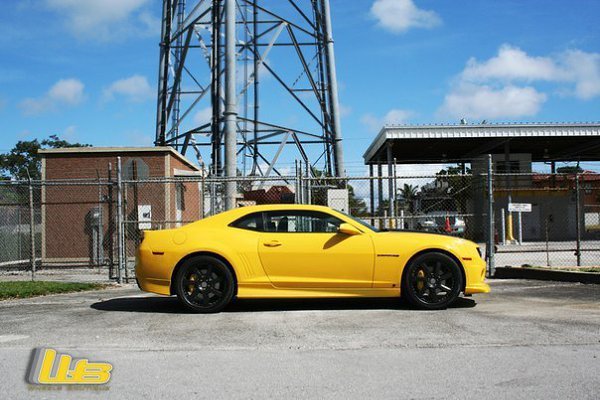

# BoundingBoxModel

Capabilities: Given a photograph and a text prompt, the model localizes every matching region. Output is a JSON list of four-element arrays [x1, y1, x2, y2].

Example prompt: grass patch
[[0, 281, 106, 300], [521, 264, 600, 273]]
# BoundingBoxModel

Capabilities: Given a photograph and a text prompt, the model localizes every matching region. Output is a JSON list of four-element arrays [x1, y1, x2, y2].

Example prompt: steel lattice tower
[[155, 0, 345, 192]]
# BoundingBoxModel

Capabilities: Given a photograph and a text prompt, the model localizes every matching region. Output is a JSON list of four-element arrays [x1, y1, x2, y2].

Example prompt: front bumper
[[463, 257, 491, 294]]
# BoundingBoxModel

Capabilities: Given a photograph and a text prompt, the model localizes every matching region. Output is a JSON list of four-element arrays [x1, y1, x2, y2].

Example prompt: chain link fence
[[0, 183, 38, 270], [493, 172, 600, 269], [2, 159, 599, 281]]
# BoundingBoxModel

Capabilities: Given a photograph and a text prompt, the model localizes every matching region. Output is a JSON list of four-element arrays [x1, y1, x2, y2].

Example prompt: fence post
[[305, 162, 312, 205], [392, 157, 398, 228], [293, 160, 297, 203], [296, 160, 303, 204], [369, 165, 375, 226], [486, 154, 495, 277], [200, 163, 206, 219], [28, 179, 36, 282], [575, 173, 581, 266], [517, 211, 523, 245], [116, 157, 124, 284], [545, 217, 551, 266], [500, 208, 506, 246], [107, 163, 115, 279]]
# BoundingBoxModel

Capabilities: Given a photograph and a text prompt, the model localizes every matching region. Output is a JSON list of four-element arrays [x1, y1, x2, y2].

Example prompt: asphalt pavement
[[0, 279, 598, 399]]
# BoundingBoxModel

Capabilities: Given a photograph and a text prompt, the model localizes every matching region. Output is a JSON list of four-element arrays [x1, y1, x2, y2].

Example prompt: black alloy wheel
[[401, 252, 463, 310], [175, 255, 235, 313]]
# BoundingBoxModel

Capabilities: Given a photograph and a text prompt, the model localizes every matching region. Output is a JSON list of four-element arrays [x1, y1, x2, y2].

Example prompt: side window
[[264, 211, 342, 233], [231, 212, 263, 231]]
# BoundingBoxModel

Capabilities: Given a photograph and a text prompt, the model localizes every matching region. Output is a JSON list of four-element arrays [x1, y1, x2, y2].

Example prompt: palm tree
[[398, 183, 419, 213]]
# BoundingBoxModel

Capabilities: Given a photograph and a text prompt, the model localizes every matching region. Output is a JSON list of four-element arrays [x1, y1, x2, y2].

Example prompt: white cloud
[[193, 107, 213, 126], [439, 84, 547, 120], [45, 0, 158, 41], [383, 109, 414, 124], [561, 50, 600, 99], [48, 79, 85, 105], [439, 44, 600, 120], [103, 75, 153, 102], [19, 78, 85, 116], [63, 125, 77, 141], [462, 44, 563, 82], [126, 130, 153, 146], [371, 0, 442, 34], [361, 108, 414, 132], [339, 103, 352, 118]]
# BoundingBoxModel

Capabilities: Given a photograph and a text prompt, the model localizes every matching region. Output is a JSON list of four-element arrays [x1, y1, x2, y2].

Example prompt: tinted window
[[231, 212, 263, 231], [264, 211, 342, 233]]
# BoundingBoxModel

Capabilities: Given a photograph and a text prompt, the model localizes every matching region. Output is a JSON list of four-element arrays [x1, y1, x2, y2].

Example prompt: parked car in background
[[417, 212, 465, 235]]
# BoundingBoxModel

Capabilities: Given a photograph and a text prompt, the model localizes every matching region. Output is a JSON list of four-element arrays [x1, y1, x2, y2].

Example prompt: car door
[[257, 210, 374, 288]]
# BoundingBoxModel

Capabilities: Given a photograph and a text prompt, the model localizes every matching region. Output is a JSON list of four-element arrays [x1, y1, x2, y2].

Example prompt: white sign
[[508, 203, 532, 213], [327, 189, 349, 213], [138, 205, 152, 230]]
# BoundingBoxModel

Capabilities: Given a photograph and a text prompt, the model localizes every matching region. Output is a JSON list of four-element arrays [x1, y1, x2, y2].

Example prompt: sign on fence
[[138, 205, 152, 230], [327, 189, 349, 213], [508, 203, 532, 213]]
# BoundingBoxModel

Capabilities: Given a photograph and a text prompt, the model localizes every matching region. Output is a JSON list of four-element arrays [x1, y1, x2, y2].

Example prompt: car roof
[[193, 204, 340, 226], [229, 203, 334, 216]]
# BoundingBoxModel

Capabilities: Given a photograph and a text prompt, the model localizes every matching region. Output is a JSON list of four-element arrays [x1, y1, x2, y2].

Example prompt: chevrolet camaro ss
[[135, 204, 490, 313]]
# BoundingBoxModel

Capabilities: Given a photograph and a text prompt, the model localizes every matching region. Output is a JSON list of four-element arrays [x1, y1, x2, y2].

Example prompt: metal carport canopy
[[363, 122, 600, 164]]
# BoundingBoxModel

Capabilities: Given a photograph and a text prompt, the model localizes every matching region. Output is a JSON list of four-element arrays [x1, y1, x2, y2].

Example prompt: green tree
[[348, 184, 368, 217], [398, 183, 419, 213], [0, 135, 90, 180], [556, 166, 583, 174], [431, 166, 472, 214]]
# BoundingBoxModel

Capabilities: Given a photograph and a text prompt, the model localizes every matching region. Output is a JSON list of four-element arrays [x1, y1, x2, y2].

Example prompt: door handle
[[263, 240, 282, 247]]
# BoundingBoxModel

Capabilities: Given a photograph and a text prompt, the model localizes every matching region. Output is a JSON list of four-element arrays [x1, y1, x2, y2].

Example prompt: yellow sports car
[[135, 204, 490, 313]]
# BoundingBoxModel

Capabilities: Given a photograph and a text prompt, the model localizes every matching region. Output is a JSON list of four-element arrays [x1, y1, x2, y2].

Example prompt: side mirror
[[338, 223, 361, 236]]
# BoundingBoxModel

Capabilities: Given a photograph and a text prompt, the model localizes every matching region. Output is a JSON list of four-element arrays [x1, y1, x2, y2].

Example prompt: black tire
[[174, 255, 235, 313], [401, 252, 463, 310]]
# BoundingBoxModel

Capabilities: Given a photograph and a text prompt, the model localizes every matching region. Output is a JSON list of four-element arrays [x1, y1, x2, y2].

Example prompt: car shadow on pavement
[[90, 296, 476, 314]]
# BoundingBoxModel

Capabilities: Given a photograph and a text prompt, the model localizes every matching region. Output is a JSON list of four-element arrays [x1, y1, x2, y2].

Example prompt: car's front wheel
[[174, 255, 235, 313], [401, 252, 463, 310]]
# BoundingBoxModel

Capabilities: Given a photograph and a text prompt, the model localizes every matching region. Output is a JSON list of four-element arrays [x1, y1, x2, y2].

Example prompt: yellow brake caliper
[[417, 269, 425, 291]]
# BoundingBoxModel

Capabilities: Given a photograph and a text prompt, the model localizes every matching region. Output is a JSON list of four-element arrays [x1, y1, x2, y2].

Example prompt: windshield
[[338, 211, 380, 233]]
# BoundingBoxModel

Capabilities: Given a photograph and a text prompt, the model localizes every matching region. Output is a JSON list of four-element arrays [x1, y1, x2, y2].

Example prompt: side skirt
[[237, 284, 401, 299]]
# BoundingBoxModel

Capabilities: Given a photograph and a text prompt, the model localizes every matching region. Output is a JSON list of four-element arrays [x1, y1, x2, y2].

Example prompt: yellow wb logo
[[27, 348, 112, 385]]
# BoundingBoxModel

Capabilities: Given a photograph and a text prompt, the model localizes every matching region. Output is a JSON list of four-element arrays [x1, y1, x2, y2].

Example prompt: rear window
[[230, 212, 263, 231]]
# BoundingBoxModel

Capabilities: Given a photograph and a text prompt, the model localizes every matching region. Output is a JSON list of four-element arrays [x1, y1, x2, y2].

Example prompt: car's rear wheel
[[401, 252, 463, 310], [175, 255, 235, 313]]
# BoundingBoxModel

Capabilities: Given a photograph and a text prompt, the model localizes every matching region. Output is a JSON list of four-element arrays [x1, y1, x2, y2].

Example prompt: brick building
[[39, 147, 201, 266]]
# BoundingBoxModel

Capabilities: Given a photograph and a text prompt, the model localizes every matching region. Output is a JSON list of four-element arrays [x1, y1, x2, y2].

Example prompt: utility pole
[[224, 0, 237, 209], [487, 154, 495, 277]]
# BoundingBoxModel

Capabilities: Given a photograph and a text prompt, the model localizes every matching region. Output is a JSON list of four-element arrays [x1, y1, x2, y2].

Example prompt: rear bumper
[[135, 246, 173, 296]]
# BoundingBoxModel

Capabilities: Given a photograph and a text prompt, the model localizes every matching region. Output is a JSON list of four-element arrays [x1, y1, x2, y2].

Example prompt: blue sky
[[1, 0, 599, 175]]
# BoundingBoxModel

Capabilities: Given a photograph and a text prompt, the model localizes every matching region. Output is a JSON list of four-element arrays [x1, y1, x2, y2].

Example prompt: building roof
[[364, 122, 600, 165], [532, 170, 600, 182], [39, 146, 200, 171]]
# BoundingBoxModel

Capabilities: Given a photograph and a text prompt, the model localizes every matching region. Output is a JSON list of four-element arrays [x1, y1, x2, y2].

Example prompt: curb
[[494, 267, 600, 284]]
